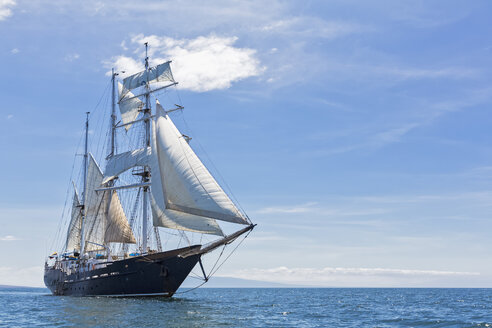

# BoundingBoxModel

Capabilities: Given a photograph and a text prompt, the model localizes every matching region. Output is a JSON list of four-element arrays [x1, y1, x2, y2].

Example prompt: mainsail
[[83, 154, 136, 251], [104, 191, 136, 244]]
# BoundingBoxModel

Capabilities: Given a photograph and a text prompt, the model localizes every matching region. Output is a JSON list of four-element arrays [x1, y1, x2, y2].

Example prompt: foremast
[[80, 112, 90, 255], [142, 42, 151, 253]]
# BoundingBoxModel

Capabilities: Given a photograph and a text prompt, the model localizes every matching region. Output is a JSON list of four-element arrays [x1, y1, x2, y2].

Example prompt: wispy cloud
[[107, 34, 263, 92], [0, 235, 19, 241], [64, 53, 80, 62], [309, 85, 492, 156], [0, 0, 15, 21], [257, 202, 318, 214], [260, 17, 370, 39], [10, 48, 19, 54], [256, 202, 389, 218], [222, 266, 480, 287], [6, 114, 13, 120]]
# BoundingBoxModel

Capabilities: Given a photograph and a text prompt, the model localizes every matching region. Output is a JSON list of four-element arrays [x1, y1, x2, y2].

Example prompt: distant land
[[0, 284, 47, 290], [180, 276, 301, 288]]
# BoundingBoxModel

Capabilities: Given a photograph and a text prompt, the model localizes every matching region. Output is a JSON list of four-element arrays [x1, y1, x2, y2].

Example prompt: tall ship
[[44, 44, 255, 297]]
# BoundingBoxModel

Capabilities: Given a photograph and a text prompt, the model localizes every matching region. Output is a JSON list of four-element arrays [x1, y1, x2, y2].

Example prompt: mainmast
[[142, 42, 151, 253], [109, 68, 118, 159], [80, 111, 90, 255]]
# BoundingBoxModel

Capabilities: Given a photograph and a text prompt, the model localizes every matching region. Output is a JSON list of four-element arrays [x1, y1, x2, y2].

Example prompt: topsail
[[120, 61, 174, 96], [117, 83, 144, 130]]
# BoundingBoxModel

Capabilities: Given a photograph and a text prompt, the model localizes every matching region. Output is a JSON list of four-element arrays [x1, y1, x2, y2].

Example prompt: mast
[[109, 68, 117, 159], [142, 42, 151, 252], [80, 111, 90, 255]]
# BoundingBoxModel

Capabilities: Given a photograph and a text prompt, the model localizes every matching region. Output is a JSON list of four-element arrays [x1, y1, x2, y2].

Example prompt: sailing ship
[[44, 44, 255, 297]]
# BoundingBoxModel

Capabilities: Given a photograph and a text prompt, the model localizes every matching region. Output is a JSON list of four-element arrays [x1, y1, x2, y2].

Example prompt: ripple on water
[[1, 288, 492, 327]]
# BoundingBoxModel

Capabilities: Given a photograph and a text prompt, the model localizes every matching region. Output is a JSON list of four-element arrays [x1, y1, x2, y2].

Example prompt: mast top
[[145, 42, 149, 70]]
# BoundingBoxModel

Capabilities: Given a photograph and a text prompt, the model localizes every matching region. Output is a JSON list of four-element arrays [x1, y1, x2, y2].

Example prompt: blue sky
[[1, 0, 492, 287]]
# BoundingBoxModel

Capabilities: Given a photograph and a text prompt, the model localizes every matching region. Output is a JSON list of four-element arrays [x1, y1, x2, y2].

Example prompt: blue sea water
[[1, 287, 492, 327]]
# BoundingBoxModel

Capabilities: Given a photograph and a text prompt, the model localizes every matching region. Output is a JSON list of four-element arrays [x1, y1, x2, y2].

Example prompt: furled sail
[[121, 62, 174, 94], [83, 154, 136, 251], [65, 185, 82, 252], [118, 82, 144, 130], [150, 100, 248, 235], [103, 147, 151, 184]]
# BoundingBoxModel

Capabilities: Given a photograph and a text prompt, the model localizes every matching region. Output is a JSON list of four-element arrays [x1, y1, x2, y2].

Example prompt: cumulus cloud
[[107, 34, 263, 92], [0, 0, 15, 20]]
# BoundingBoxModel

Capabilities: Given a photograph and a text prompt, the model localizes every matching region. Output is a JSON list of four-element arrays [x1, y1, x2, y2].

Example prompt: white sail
[[104, 191, 136, 244], [83, 154, 106, 251], [122, 62, 174, 94], [118, 82, 144, 130], [103, 147, 151, 184], [65, 185, 82, 252], [150, 117, 224, 236], [153, 101, 248, 225], [83, 154, 136, 251]]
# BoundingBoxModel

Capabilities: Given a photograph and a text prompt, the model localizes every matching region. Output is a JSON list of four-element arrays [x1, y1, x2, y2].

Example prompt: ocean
[[1, 287, 492, 327]]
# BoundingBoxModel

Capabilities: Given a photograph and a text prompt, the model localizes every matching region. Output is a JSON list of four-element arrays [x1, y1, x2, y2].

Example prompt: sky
[[1, 0, 492, 287]]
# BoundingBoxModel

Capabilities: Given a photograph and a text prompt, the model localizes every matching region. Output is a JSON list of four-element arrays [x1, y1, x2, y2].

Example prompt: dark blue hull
[[44, 245, 201, 297]]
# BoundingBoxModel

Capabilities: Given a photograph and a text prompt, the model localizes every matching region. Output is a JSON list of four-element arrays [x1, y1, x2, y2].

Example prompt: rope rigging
[[175, 227, 253, 294]]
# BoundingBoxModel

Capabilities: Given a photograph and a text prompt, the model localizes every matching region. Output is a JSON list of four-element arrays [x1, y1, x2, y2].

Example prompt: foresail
[[150, 118, 224, 236], [122, 62, 174, 94], [103, 147, 151, 184], [118, 82, 144, 130], [104, 191, 136, 244], [153, 101, 249, 225], [65, 184, 82, 252]]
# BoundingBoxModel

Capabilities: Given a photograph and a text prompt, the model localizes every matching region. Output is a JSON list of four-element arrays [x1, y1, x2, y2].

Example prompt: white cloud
[[0, 0, 15, 21], [108, 34, 263, 92], [222, 266, 480, 287], [0, 235, 19, 241], [64, 53, 80, 62], [10, 48, 19, 54], [6, 114, 13, 119]]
